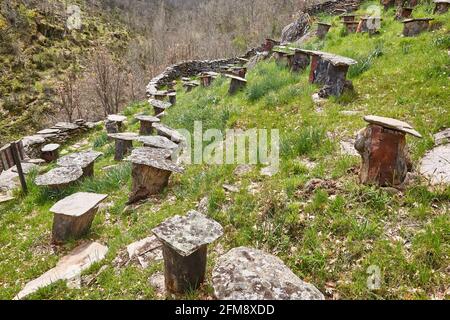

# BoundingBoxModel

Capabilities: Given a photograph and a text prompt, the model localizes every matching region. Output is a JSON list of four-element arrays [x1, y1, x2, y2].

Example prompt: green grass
[[0, 1, 449, 300]]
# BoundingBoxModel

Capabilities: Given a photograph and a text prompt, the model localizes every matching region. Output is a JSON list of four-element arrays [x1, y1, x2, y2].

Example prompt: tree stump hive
[[50, 192, 108, 244], [41, 143, 60, 163], [402, 18, 434, 37], [152, 210, 223, 295], [355, 115, 422, 187], [127, 147, 183, 204], [107, 132, 139, 161], [135, 115, 160, 136]]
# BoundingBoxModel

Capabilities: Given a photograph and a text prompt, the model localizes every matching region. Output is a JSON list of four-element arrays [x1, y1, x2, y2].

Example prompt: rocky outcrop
[[280, 12, 312, 44], [305, 0, 362, 15]]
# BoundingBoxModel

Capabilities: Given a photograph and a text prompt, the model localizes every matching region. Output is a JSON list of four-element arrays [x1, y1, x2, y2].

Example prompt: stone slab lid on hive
[[434, 0, 450, 3], [137, 136, 178, 150], [107, 114, 127, 122], [291, 48, 357, 66], [128, 147, 183, 173], [402, 18, 434, 23], [149, 99, 172, 110], [107, 132, 139, 141], [224, 74, 247, 82], [135, 115, 161, 123], [57, 150, 103, 168], [41, 143, 60, 152], [37, 128, 60, 135], [152, 210, 223, 257], [152, 123, 185, 143], [363, 115, 422, 138], [50, 192, 108, 217], [35, 166, 83, 186], [318, 22, 332, 26]]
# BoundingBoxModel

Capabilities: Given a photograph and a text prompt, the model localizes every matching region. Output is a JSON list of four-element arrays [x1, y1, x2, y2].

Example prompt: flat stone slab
[[0, 194, 15, 203], [37, 129, 60, 135], [152, 210, 224, 257], [14, 242, 108, 300], [57, 150, 103, 169], [0, 170, 19, 191], [53, 122, 79, 130], [107, 132, 139, 141], [293, 48, 357, 67], [135, 115, 161, 123], [11, 162, 38, 174], [41, 143, 60, 152], [363, 115, 422, 138], [22, 135, 46, 146], [149, 99, 172, 110], [35, 166, 83, 187], [128, 147, 182, 173], [212, 247, 324, 300], [137, 136, 178, 150], [127, 235, 163, 268], [50, 192, 108, 217], [419, 144, 450, 185], [434, 128, 450, 146], [107, 114, 127, 123], [403, 18, 434, 23], [152, 123, 185, 144], [224, 74, 247, 82]]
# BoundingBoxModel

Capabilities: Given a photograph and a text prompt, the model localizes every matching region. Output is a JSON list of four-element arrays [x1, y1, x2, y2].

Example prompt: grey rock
[[363, 115, 422, 138], [419, 144, 450, 185], [137, 136, 178, 150], [14, 242, 108, 300], [212, 247, 324, 300], [127, 235, 163, 268], [434, 128, 450, 146], [281, 12, 312, 44], [128, 147, 181, 173], [57, 150, 103, 169], [50, 192, 108, 217], [35, 166, 83, 188], [152, 123, 186, 144]]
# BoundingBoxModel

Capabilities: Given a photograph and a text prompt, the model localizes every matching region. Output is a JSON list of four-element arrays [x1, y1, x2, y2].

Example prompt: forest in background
[[0, 0, 318, 144]]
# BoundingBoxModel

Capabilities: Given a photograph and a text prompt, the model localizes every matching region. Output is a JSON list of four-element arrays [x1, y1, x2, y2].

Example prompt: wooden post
[[10, 142, 27, 194]]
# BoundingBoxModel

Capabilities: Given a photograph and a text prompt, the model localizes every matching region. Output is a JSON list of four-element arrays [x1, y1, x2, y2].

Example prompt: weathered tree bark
[[229, 79, 246, 95], [115, 139, 133, 161], [290, 52, 311, 72], [41, 150, 59, 163], [52, 207, 98, 244], [403, 19, 432, 37], [317, 23, 331, 39], [162, 244, 207, 294], [355, 124, 411, 187], [128, 164, 171, 204], [139, 121, 154, 136]]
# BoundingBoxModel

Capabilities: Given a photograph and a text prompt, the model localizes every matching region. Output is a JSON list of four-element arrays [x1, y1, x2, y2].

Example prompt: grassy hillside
[[0, 1, 449, 300], [0, 0, 130, 145]]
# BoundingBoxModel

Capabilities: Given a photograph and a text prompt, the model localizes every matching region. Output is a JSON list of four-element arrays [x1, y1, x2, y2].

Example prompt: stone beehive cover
[[57, 150, 103, 168], [136, 136, 178, 150], [149, 99, 172, 110], [50, 192, 108, 217], [128, 147, 182, 173], [135, 115, 161, 123], [363, 115, 422, 138], [107, 132, 139, 141], [35, 166, 83, 186], [152, 210, 223, 256]]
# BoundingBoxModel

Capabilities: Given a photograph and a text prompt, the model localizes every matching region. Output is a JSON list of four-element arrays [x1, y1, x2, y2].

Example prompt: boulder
[[281, 12, 312, 44], [212, 247, 324, 300]]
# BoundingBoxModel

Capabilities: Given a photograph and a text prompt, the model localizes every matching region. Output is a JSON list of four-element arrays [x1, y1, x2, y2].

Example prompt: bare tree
[[91, 49, 126, 116], [57, 70, 80, 122]]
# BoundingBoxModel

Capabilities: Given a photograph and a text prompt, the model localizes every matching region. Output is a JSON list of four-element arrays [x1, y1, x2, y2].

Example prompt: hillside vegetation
[[0, 1, 449, 300]]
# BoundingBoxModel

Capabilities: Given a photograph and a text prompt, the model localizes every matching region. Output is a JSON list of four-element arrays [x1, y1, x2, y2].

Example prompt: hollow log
[[115, 139, 133, 161], [162, 244, 207, 294], [355, 124, 411, 187], [128, 163, 172, 204], [52, 207, 98, 244]]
